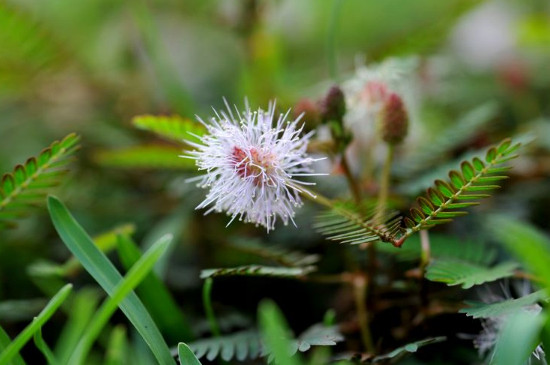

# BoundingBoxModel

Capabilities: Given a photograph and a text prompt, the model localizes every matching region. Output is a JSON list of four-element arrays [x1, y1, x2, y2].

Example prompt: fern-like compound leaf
[[0, 133, 79, 229], [189, 330, 261, 362], [200, 265, 315, 279], [293, 324, 344, 353], [314, 202, 404, 247], [372, 337, 447, 362], [132, 115, 205, 143], [315, 139, 519, 247], [425, 259, 518, 289], [403, 138, 520, 238], [188, 324, 343, 362], [227, 238, 320, 267], [336, 336, 446, 363], [460, 290, 549, 319]]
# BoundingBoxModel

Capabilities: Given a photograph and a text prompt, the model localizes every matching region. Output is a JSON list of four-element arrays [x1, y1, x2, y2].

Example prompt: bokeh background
[[1, 0, 550, 363]]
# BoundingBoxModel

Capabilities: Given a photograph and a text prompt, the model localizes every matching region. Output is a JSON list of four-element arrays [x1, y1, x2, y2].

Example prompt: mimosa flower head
[[185, 100, 323, 231]]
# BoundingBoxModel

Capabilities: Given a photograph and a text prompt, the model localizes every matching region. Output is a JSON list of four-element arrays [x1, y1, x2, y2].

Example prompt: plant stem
[[298, 186, 375, 353], [375, 144, 395, 223], [367, 144, 395, 304], [419, 229, 431, 306], [298, 186, 334, 208], [202, 278, 221, 337], [353, 274, 375, 354], [360, 140, 376, 186], [419, 230, 431, 272], [302, 272, 353, 284], [341, 153, 362, 203]]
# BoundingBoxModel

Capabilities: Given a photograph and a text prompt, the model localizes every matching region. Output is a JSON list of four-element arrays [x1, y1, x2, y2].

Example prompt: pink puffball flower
[[184, 100, 323, 232]]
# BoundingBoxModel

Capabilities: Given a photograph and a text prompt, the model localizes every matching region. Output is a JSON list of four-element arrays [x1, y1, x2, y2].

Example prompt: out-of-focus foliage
[[1, 0, 550, 364], [0, 133, 79, 229]]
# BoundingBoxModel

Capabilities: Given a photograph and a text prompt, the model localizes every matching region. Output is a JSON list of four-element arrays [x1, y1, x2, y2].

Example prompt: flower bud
[[379, 92, 408, 145], [319, 85, 346, 124]]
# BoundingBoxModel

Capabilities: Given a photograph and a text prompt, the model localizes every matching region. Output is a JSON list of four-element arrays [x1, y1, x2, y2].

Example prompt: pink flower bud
[[379, 93, 408, 145], [319, 86, 346, 123]]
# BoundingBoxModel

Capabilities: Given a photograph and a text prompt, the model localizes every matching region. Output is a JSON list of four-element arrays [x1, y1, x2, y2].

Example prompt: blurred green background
[[1, 0, 550, 363]]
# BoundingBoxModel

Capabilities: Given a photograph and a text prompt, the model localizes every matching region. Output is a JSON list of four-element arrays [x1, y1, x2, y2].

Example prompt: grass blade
[[54, 289, 100, 364], [491, 310, 545, 365], [68, 233, 171, 363], [105, 325, 127, 365], [116, 234, 194, 342], [33, 328, 60, 365], [259, 300, 304, 365], [0, 325, 26, 365], [178, 343, 202, 365], [202, 278, 221, 338], [0, 284, 72, 365], [47, 196, 174, 365]]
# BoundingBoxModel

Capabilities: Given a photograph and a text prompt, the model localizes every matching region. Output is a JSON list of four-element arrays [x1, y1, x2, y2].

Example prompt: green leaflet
[[293, 324, 344, 353], [94, 145, 195, 170], [461, 290, 549, 319], [333, 337, 446, 363], [314, 202, 404, 247], [132, 114, 205, 143], [200, 265, 315, 279], [186, 324, 343, 363], [425, 260, 518, 289], [189, 330, 261, 362], [372, 337, 447, 362], [227, 237, 320, 267], [0, 133, 79, 229], [487, 215, 550, 291]]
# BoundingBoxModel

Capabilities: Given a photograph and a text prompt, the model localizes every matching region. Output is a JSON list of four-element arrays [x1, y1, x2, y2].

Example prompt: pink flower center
[[361, 81, 389, 105], [231, 146, 277, 186]]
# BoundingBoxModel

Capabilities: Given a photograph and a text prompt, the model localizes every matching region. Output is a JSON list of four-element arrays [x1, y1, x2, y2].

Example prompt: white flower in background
[[342, 57, 419, 142], [338, 57, 420, 176], [185, 100, 323, 231]]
